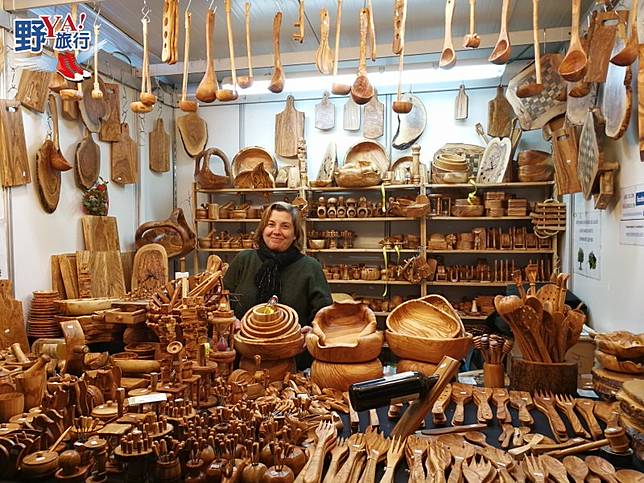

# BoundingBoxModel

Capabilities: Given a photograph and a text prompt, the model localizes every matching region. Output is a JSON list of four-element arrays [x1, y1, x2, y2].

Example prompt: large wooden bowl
[[310, 359, 383, 392], [240, 303, 301, 342], [595, 350, 644, 375], [232, 146, 277, 178], [234, 333, 305, 361], [306, 331, 383, 363], [396, 359, 439, 377], [344, 140, 389, 178], [420, 294, 465, 335], [595, 332, 644, 360], [386, 299, 462, 339], [386, 330, 473, 364]]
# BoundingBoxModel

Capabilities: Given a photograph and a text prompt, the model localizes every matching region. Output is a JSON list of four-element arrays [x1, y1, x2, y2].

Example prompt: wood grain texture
[[16, 70, 52, 113], [111, 123, 138, 185], [121, 251, 135, 292], [75, 130, 100, 190], [81, 216, 120, 251], [0, 100, 30, 187], [132, 244, 169, 293], [76, 250, 126, 298], [58, 254, 79, 299], [487, 86, 514, 138], [639, 45, 644, 160], [314, 91, 335, 130], [363, 94, 384, 139], [585, 11, 618, 83], [79, 77, 107, 133], [0, 296, 28, 352], [343, 97, 361, 131], [547, 115, 582, 194], [50, 256, 65, 298], [99, 82, 121, 142], [149, 118, 171, 173], [177, 112, 208, 157], [35, 142, 61, 213], [275, 95, 305, 158]]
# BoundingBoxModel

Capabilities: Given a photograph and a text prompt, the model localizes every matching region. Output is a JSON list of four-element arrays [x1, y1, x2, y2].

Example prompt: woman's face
[[262, 210, 296, 252]]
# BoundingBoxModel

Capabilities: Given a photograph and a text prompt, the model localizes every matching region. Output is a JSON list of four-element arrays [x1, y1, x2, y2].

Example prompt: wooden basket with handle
[[194, 147, 231, 189]]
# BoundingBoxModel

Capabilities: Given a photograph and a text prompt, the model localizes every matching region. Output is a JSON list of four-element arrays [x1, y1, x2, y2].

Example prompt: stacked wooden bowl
[[306, 301, 384, 391], [517, 150, 554, 182], [386, 294, 472, 376], [234, 302, 304, 380], [27, 291, 62, 338], [431, 153, 469, 184], [592, 331, 644, 399]]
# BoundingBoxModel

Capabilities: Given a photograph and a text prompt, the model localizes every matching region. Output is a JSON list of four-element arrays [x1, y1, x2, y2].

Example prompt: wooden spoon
[[392, 0, 406, 54], [196, 8, 218, 103], [558, 0, 587, 81], [392, 1, 411, 114], [218, 0, 239, 101], [366, 0, 376, 62], [450, 384, 472, 426], [616, 469, 644, 483], [611, 0, 638, 66], [585, 456, 619, 483], [439, 0, 456, 69], [316, 9, 333, 75], [489, 0, 511, 64], [238, 1, 254, 89], [179, 9, 198, 112], [48, 94, 72, 172], [516, 0, 544, 98], [350, 8, 374, 105], [540, 455, 568, 483], [463, 0, 480, 48], [268, 12, 285, 94], [563, 455, 589, 483], [331, 0, 350, 95]]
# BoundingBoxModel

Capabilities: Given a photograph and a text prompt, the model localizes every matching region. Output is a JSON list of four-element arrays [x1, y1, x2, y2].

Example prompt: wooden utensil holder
[[483, 363, 505, 388], [509, 358, 578, 394]]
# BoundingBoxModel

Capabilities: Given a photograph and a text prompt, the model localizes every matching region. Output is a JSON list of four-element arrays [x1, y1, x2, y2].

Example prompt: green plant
[[82, 177, 109, 216], [577, 248, 584, 270]]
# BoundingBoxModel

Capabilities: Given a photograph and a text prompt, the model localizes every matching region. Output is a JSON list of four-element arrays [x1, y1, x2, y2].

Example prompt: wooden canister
[[483, 363, 505, 388], [509, 358, 578, 394], [207, 203, 219, 219], [0, 392, 24, 422]]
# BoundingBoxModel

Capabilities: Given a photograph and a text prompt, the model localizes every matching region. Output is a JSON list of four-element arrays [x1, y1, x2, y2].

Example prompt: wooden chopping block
[[0, 100, 31, 187], [275, 95, 304, 158], [131, 243, 169, 294], [16, 70, 52, 113]]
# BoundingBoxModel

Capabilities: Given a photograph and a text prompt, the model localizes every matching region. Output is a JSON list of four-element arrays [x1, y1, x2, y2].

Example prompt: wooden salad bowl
[[396, 359, 439, 377], [386, 299, 463, 339], [311, 359, 383, 391], [595, 350, 644, 375], [386, 330, 473, 364], [234, 333, 305, 361], [595, 331, 644, 360], [54, 298, 116, 316]]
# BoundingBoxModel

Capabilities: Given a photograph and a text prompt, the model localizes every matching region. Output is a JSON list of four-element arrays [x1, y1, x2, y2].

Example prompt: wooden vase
[[509, 358, 578, 394], [483, 363, 505, 388]]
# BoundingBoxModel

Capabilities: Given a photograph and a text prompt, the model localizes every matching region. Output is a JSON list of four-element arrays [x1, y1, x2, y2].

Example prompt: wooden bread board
[[487, 86, 514, 138], [546, 115, 582, 195], [79, 77, 107, 133], [149, 118, 171, 173], [315, 91, 335, 130], [275, 95, 305, 158], [363, 93, 384, 139], [343, 97, 361, 131], [76, 250, 126, 298], [16, 70, 52, 113], [0, 100, 31, 187], [81, 216, 120, 251], [111, 123, 138, 185]]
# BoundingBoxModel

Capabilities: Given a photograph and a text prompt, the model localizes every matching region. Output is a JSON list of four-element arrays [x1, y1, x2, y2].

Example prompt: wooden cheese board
[[81, 216, 120, 251], [111, 123, 138, 185], [149, 118, 171, 173], [275, 95, 304, 158], [315, 91, 335, 130], [578, 110, 602, 200]]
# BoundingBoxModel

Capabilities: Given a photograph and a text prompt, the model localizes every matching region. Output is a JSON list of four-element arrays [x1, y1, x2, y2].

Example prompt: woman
[[223, 201, 332, 329]]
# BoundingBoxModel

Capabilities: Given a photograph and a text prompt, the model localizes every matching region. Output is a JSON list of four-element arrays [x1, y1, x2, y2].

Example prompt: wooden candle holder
[[509, 358, 578, 395]]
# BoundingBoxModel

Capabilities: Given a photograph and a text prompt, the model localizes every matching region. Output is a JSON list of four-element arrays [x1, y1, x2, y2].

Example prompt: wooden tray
[[577, 110, 602, 200]]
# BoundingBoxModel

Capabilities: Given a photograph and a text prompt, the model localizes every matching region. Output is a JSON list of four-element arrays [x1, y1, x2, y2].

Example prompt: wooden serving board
[[506, 54, 566, 131], [35, 142, 61, 213], [132, 244, 169, 293], [79, 77, 107, 133], [393, 94, 427, 150], [51, 256, 65, 298], [585, 11, 618, 83], [149, 118, 170, 173], [363, 93, 384, 139], [81, 216, 120, 251], [602, 28, 632, 140], [16, 69, 51, 113], [75, 129, 100, 190], [111, 123, 138, 185], [76, 250, 126, 298], [343, 97, 361, 131], [578, 110, 602, 200], [487, 86, 514, 138], [55, 253, 79, 299], [314, 91, 335, 131], [275, 95, 304, 158], [0, 100, 30, 187], [99, 83, 121, 142]]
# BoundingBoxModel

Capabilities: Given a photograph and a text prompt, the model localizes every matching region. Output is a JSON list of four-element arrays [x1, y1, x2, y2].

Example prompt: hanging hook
[[93, 3, 102, 27], [141, 0, 151, 22], [208, 0, 216, 10]]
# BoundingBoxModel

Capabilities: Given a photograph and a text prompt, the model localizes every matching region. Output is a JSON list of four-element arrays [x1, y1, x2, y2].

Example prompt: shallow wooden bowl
[[595, 332, 644, 359], [232, 146, 277, 178], [386, 330, 473, 364], [396, 359, 439, 377], [386, 299, 462, 339], [310, 359, 383, 391], [596, 350, 644, 374], [234, 333, 305, 361], [420, 294, 464, 333], [53, 298, 115, 316], [344, 140, 390, 178], [308, 239, 327, 250], [311, 301, 378, 344]]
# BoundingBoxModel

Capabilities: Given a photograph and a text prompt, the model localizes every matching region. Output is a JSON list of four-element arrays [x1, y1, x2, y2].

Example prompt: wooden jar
[[509, 358, 578, 395]]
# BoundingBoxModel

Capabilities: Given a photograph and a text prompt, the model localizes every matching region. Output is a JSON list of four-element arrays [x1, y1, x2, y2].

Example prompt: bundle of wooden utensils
[[473, 334, 514, 388]]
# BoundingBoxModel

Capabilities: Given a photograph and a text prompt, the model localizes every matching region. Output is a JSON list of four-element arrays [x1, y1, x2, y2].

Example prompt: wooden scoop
[[541, 455, 569, 483], [392, 1, 412, 114], [238, 1, 254, 88], [517, 0, 544, 98], [563, 455, 589, 483], [610, 0, 638, 66], [196, 8, 218, 103], [218, 0, 239, 101], [179, 9, 197, 112], [268, 12, 285, 94], [489, 0, 511, 64], [48, 94, 72, 171], [316, 9, 333, 75], [559, 0, 587, 81], [463, 0, 480, 48], [351, 8, 374, 105], [331, 0, 350, 95], [439, 0, 456, 69]]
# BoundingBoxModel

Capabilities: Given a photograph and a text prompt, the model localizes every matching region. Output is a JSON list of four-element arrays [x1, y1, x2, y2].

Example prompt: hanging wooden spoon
[[367, 0, 376, 61], [238, 1, 254, 88], [316, 9, 333, 75], [392, 1, 411, 114], [196, 8, 218, 103], [516, 0, 544, 98], [558, 0, 587, 81], [439, 0, 456, 69], [48, 94, 72, 172], [392, 0, 406, 54], [132, 14, 155, 112], [331, 0, 350, 95], [611, 0, 638, 66], [350, 8, 374, 105], [463, 0, 480, 48], [489, 0, 511, 64], [218, 0, 239, 101], [268, 12, 285, 93], [563, 455, 589, 483], [178, 9, 197, 112]]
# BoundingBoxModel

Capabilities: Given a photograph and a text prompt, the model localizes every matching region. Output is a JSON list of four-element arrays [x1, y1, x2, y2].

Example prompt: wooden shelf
[[426, 249, 554, 254], [308, 248, 417, 253], [308, 217, 418, 222], [196, 248, 246, 252], [427, 281, 511, 287], [308, 184, 421, 191], [197, 218, 261, 223], [428, 181, 555, 189], [327, 280, 417, 286], [196, 187, 300, 193], [429, 216, 532, 221]]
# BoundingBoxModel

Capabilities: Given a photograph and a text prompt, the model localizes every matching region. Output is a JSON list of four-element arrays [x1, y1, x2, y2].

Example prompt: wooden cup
[[509, 358, 578, 395], [207, 203, 220, 220], [483, 363, 505, 388], [0, 392, 24, 422]]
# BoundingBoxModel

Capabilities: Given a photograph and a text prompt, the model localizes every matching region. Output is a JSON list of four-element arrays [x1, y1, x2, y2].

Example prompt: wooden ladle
[[350, 8, 374, 105], [331, 0, 350, 95], [610, 0, 638, 66], [489, 0, 511, 64], [558, 0, 587, 81], [238, 1, 254, 88], [563, 455, 588, 483], [178, 9, 197, 112], [392, 1, 411, 114], [217, 0, 239, 101], [196, 8, 218, 103], [268, 12, 285, 94], [516, 0, 544, 98], [48, 94, 72, 171], [316, 9, 334, 75], [439, 0, 456, 69], [463, 0, 480, 48]]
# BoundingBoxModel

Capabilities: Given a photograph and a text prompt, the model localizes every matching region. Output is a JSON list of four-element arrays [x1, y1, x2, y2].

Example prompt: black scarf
[[254, 242, 303, 304]]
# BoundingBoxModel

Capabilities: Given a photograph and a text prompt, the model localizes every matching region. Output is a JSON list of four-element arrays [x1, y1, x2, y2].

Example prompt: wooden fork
[[447, 443, 475, 483], [554, 393, 590, 438], [331, 432, 365, 483], [304, 420, 337, 483], [463, 455, 493, 483], [524, 455, 546, 483], [533, 391, 568, 442], [322, 437, 348, 483], [427, 441, 451, 483], [361, 429, 390, 483], [378, 435, 405, 483]]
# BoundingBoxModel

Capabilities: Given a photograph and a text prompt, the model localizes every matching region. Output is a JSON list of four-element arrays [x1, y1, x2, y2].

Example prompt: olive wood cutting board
[[0, 294, 28, 352], [75, 129, 100, 190], [275, 95, 304, 158], [363, 93, 384, 139], [53, 253, 79, 299], [149, 118, 171, 173], [131, 243, 169, 293], [393, 94, 427, 150], [111, 123, 138, 185], [315, 91, 335, 130], [602, 17, 632, 141], [76, 250, 126, 298], [79, 77, 107, 133], [16, 69, 52, 113], [81, 215, 120, 251], [487, 86, 514, 138], [455, 84, 468, 120], [343, 97, 361, 131], [35, 140, 61, 213], [99, 83, 121, 142], [584, 11, 618, 83], [546, 115, 582, 195], [0, 100, 31, 187]]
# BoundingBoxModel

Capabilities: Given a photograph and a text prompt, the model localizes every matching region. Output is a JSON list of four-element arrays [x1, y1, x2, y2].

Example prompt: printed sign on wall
[[620, 184, 644, 246], [573, 207, 601, 280]]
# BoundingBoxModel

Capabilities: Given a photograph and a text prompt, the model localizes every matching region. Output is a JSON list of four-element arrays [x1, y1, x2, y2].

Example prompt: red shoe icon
[[64, 51, 92, 79], [56, 52, 82, 82]]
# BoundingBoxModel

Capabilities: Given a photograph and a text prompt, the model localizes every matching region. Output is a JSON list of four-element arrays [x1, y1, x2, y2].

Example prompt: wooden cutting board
[[602, 24, 632, 140], [578, 110, 602, 200], [99, 83, 121, 142], [81, 216, 120, 251], [131, 243, 169, 293], [585, 11, 618, 83], [177, 112, 208, 157], [16, 69, 51, 113], [111, 123, 138, 185], [455, 84, 468, 120], [275, 95, 305, 158], [35, 141, 61, 213], [121, 251, 135, 292], [393, 94, 427, 150], [149, 118, 170, 173], [545, 115, 582, 194], [343, 97, 361, 131], [363, 93, 384, 139], [487, 86, 514, 138], [51, 255, 65, 298], [0, 295, 28, 352], [75, 129, 100, 190], [79, 77, 107, 133], [57, 253, 79, 299], [315, 91, 335, 131], [0, 100, 31, 187], [76, 250, 126, 298]]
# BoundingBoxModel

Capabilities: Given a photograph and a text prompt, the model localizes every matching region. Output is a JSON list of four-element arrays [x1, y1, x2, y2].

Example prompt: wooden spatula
[[451, 383, 472, 426], [510, 390, 534, 426]]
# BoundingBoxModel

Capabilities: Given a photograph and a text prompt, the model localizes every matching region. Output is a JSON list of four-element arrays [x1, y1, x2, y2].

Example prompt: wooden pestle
[[10, 342, 30, 364]]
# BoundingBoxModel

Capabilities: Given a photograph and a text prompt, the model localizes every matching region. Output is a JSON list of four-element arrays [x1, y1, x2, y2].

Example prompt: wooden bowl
[[518, 150, 551, 166], [595, 332, 644, 359], [0, 392, 24, 422], [432, 172, 469, 184], [344, 140, 390, 178], [420, 294, 464, 332], [451, 205, 485, 217], [53, 298, 115, 316], [21, 450, 59, 478], [232, 146, 277, 178], [306, 331, 383, 363], [234, 333, 305, 361], [595, 350, 644, 375], [592, 367, 644, 399], [308, 239, 327, 250], [386, 330, 473, 364], [310, 359, 383, 392], [396, 359, 439, 377], [386, 299, 462, 339]]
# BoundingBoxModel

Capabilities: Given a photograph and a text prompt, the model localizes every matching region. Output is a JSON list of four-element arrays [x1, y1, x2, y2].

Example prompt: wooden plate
[[232, 146, 277, 179]]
